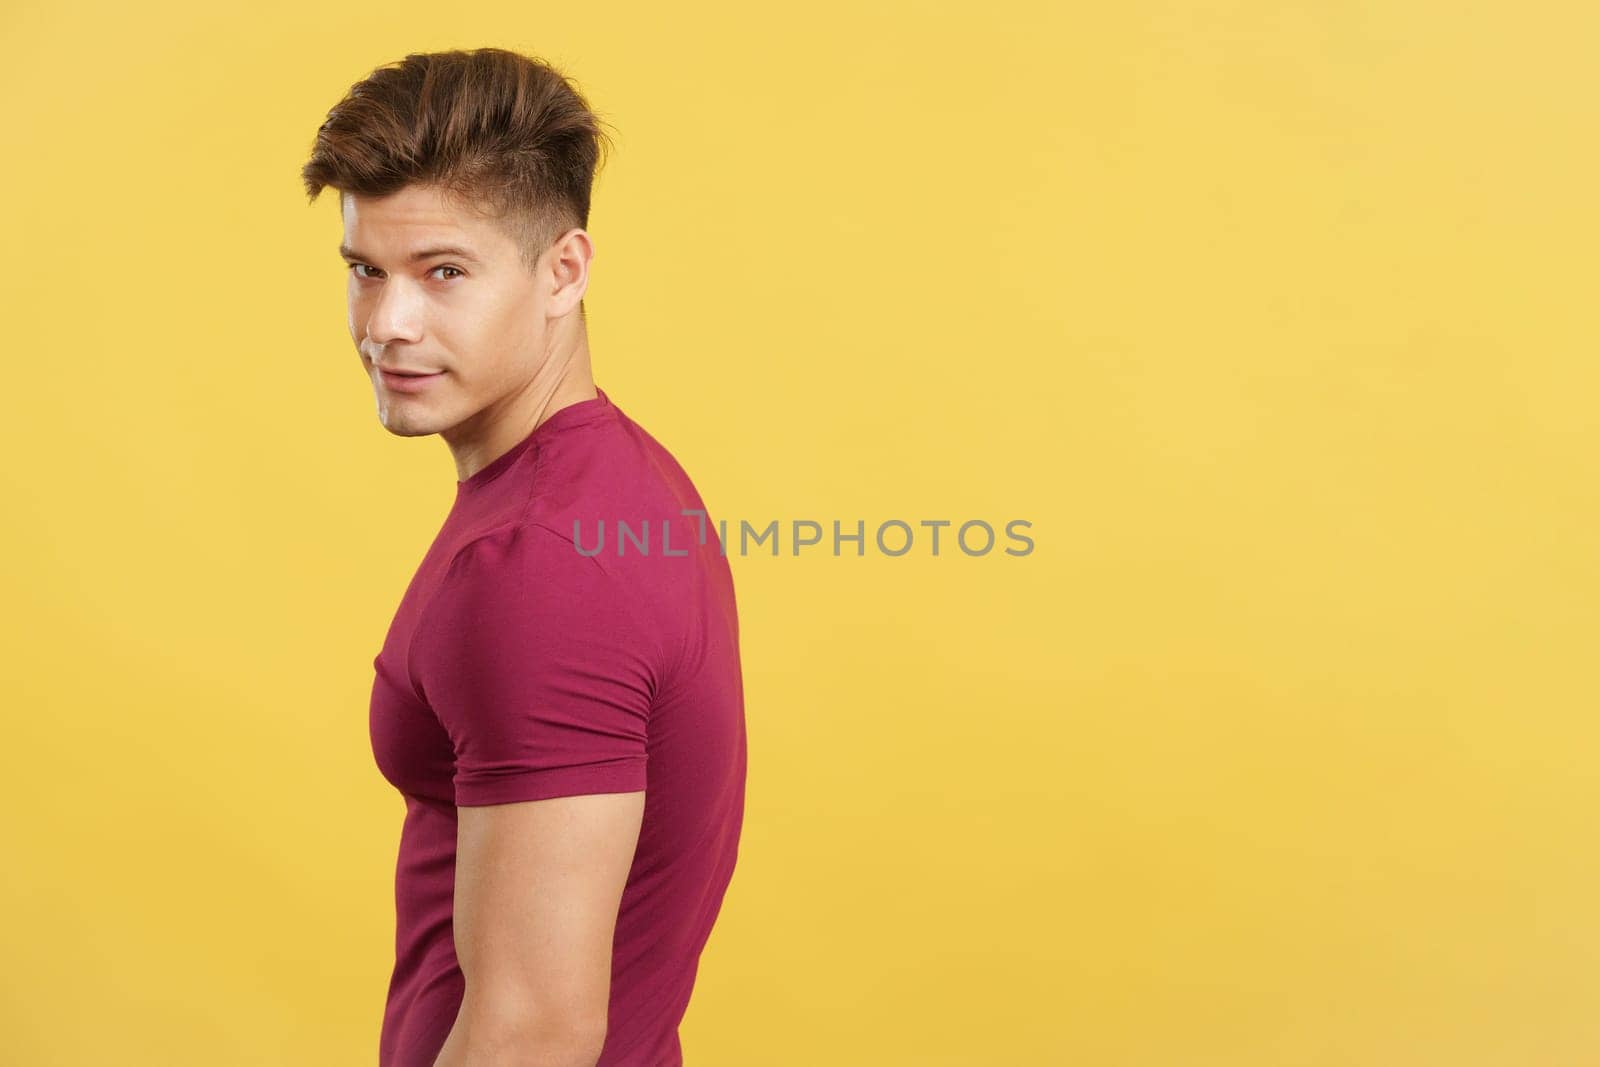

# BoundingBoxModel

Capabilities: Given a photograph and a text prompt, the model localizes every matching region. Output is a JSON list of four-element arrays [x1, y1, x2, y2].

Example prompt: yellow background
[[3, 1, 1596, 1063]]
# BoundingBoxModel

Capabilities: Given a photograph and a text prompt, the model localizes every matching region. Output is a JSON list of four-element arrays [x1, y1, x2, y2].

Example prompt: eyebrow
[[338, 243, 483, 266]]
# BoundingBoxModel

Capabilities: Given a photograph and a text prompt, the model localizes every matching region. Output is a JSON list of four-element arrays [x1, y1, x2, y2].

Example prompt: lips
[[377, 367, 445, 393]]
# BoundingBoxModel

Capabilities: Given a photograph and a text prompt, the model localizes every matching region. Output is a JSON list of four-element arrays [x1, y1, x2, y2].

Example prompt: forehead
[[340, 184, 505, 257]]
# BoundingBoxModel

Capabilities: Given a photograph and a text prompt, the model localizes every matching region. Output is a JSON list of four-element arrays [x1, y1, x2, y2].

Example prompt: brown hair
[[301, 47, 615, 317]]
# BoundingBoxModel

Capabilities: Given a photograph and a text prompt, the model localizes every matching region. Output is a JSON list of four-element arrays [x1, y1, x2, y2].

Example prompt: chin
[[376, 403, 449, 438]]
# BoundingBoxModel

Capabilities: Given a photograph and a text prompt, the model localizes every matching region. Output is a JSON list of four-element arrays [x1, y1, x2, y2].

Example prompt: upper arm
[[408, 523, 661, 1035], [411, 522, 659, 806], [451, 789, 645, 1038]]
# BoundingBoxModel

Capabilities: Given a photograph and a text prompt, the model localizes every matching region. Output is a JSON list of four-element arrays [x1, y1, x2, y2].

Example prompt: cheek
[[467, 305, 533, 367], [346, 292, 370, 338], [493, 300, 545, 355]]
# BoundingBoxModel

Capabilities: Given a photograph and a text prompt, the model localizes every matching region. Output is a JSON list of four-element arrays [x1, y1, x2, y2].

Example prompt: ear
[[546, 227, 595, 316]]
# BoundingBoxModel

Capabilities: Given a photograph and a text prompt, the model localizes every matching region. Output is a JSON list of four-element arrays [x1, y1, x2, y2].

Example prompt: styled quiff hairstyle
[[301, 47, 614, 318]]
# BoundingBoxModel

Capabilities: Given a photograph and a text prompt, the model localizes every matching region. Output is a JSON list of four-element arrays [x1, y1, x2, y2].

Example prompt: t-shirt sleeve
[[409, 522, 658, 807]]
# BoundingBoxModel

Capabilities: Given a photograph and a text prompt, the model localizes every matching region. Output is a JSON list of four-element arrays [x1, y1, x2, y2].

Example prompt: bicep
[[452, 789, 646, 1033]]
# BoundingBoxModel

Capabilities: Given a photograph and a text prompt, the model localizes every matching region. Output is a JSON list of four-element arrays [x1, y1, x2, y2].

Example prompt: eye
[[346, 264, 464, 281]]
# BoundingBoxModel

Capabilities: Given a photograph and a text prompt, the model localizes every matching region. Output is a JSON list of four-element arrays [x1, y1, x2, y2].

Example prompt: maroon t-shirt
[[368, 387, 747, 1066]]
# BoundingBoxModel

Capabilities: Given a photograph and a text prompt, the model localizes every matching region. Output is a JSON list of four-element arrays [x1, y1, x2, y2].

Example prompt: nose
[[359, 277, 424, 349]]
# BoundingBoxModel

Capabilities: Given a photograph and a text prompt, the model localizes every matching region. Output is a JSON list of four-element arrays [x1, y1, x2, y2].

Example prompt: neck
[[445, 331, 598, 483]]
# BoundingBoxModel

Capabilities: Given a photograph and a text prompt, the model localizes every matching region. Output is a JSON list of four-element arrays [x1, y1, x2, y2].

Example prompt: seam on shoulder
[[517, 441, 546, 528], [521, 517, 606, 569]]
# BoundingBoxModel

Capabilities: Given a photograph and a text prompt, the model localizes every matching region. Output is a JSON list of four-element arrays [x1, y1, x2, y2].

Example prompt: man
[[301, 47, 748, 1067]]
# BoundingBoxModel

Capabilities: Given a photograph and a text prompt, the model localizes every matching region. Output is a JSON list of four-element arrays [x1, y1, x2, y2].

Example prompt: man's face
[[340, 183, 548, 438]]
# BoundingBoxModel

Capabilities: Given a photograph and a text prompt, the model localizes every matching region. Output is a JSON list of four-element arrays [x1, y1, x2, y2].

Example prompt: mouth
[[377, 367, 446, 393]]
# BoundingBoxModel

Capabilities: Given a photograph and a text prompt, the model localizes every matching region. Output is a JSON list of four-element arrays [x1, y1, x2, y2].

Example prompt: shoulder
[[523, 409, 703, 530], [446, 520, 595, 575], [432, 521, 627, 615], [422, 522, 665, 661]]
